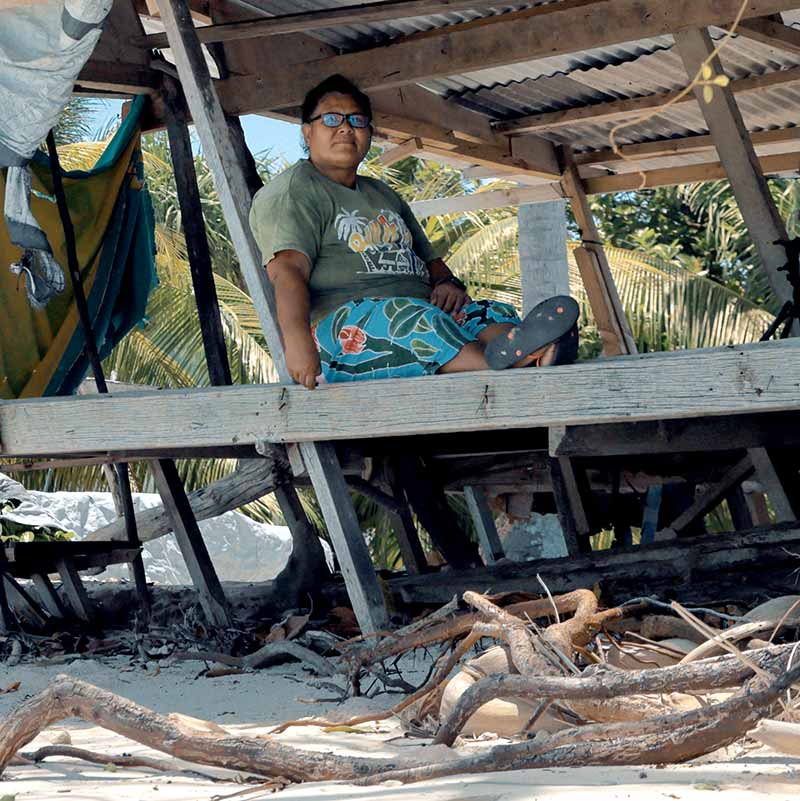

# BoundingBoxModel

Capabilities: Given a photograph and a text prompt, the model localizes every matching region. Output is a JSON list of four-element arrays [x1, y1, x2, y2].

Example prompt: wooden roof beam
[[216, 0, 800, 113], [133, 0, 548, 48], [737, 15, 800, 57], [494, 66, 800, 135]]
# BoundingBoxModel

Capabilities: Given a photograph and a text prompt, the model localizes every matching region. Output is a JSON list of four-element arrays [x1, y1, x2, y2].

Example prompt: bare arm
[[266, 250, 320, 390]]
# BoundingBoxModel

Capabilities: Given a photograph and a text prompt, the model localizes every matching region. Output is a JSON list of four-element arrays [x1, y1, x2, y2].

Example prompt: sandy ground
[[1, 656, 798, 801]]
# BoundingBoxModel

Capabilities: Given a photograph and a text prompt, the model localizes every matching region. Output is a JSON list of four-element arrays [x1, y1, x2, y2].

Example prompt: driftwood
[[749, 719, 800, 756], [1, 655, 798, 786]]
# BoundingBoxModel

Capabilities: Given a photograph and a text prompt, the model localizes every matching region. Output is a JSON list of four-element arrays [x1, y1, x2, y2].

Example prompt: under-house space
[[1, 0, 800, 798]]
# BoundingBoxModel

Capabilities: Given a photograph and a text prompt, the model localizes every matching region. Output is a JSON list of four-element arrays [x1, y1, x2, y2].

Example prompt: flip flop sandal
[[485, 295, 580, 371]]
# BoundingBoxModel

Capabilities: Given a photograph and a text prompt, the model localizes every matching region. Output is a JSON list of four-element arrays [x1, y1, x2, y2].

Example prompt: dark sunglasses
[[308, 111, 372, 129]]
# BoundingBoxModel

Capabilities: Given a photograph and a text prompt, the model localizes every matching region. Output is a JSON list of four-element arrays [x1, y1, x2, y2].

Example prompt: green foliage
[[0, 498, 75, 543]]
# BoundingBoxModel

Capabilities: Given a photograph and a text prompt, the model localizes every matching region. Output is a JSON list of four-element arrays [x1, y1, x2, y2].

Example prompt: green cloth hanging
[[0, 95, 157, 398]]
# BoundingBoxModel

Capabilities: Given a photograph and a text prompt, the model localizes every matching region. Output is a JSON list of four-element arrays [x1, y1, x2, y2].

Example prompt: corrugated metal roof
[[236, 1, 800, 154]]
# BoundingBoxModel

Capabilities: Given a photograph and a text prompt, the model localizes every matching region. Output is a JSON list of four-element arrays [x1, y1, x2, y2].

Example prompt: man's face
[[302, 92, 372, 173]]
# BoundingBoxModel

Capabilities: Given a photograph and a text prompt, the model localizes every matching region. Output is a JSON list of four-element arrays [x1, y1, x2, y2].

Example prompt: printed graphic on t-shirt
[[335, 207, 428, 277]]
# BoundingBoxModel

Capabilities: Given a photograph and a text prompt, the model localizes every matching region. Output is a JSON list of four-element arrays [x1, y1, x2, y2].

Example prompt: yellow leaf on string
[[703, 85, 714, 103], [701, 64, 713, 80], [714, 75, 730, 87]]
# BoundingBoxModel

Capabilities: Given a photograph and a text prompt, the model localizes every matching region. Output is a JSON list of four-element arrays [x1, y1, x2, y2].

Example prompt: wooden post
[[54, 557, 94, 624], [749, 447, 797, 522], [384, 464, 428, 575], [31, 573, 69, 619], [155, 0, 389, 633], [463, 485, 504, 565], [161, 74, 233, 387], [518, 200, 570, 315], [150, 459, 233, 627], [674, 28, 797, 328], [559, 146, 637, 356], [547, 456, 589, 556]]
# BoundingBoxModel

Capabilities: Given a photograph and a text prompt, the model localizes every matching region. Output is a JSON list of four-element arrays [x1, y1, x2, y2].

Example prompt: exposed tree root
[[434, 643, 799, 746], [2, 659, 797, 787], [0, 675, 421, 782], [357, 663, 800, 785]]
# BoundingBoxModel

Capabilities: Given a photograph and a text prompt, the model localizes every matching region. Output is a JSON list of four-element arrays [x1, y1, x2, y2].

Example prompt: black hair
[[300, 74, 373, 124]]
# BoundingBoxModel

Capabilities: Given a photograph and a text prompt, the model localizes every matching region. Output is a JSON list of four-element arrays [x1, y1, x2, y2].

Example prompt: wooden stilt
[[54, 557, 94, 624], [150, 459, 233, 628], [31, 573, 69, 619], [162, 74, 233, 387], [749, 447, 797, 522], [725, 485, 755, 531], [392, 455, 481, 569], [464, 485, 505, 565], [384, 464, 428, 575], [155, 0, 389, 634], [674, 28, 797, 328], [657, 456, 755, 538], [559, 145, 637, 356], [547, 456, 589, 556]]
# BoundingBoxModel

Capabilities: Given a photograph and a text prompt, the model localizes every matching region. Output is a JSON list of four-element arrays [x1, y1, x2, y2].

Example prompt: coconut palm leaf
[[448, 217, 774, 352]]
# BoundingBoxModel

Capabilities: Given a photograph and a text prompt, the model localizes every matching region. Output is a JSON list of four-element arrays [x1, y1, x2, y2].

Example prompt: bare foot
[[512, 342, 558, 368]]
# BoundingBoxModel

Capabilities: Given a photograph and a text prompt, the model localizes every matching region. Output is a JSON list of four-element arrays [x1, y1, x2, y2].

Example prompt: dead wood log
[[434, 643, 799, 746], [679, 618, 800, 664], [361, 663, 800, 785], [20, 744, 229, 782], [173, 641, 337, 676], [0, 675, 422, 781], [86, 458, 289, 544], [640, 614, 708, 643], [749, 719, 800, 756]]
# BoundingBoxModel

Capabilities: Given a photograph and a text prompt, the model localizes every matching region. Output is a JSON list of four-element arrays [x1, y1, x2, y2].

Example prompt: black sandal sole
[[485, 295, 580, 370]]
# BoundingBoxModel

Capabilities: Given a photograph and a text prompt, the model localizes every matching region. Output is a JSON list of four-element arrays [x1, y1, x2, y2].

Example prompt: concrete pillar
[[518, 200, 570, 314]]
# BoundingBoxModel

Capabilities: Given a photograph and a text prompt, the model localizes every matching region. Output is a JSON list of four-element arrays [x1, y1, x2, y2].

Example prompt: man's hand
[[285, 333, 321, 390], [430, 280, 470, 316]]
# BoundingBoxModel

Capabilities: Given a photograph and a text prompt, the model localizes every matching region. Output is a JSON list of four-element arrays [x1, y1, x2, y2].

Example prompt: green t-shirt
[[249, 160, 437, 321]]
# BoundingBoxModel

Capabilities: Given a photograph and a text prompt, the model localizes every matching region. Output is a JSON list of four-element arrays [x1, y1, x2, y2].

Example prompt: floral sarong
[[312, 297, 520, 382]]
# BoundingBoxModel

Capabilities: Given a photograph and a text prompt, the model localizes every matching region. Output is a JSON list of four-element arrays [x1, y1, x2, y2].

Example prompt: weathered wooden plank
[[674, 27, 796, 315], [551, 412, 800, 457], [388, 523, 800, 605], [464, 485, 504, 565], [2, 339, 800, 455], [31, 573, 69, 619], [748, 447, 797, 522], [216, 0, 800, 113], [560, 146, 637, 357], [298, 443, 388, 633], [548, 456, 589, 556], [657, 456, 755, 538], [150, 458, 233, 628], [135, 0, 548, 48], [55, 557, 94, 624], [737, 16, 800, 57]]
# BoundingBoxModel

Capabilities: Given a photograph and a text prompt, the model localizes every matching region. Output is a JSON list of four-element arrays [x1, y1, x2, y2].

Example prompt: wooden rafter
[[493, 66, 800, 136], [574, 126, 800, 167], [133, 0, 547, 48], [737, 15, 800, 57], [216, 0, 800, 113]]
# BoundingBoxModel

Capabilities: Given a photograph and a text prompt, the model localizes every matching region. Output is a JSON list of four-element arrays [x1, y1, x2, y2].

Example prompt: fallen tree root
[[434, 643, 799, 746], [173, 642, 336, 676], [20, 744, 232, 782], [358, 663, 800, 785], [0, 675, 421, 782], [2, 657, 797, 786]]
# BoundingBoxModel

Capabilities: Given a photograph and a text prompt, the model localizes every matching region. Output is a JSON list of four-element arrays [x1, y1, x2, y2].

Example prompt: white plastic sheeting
[[0, 473, 333, 585], [1, 0, 112, 307]]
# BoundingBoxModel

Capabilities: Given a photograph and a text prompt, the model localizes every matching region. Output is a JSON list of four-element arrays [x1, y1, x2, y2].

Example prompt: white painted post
[[517, 200, 570, 315]]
